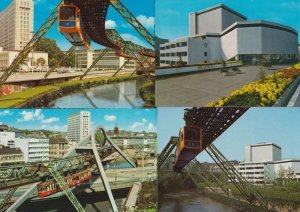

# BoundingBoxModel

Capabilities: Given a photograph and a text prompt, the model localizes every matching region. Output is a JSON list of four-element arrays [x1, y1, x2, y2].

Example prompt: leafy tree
[[277, 165, 286, 185], [36, 38, 75, 67], [35, 38, 63, 68], [286, 167, 295, 182], [95, 130, 105, 146]]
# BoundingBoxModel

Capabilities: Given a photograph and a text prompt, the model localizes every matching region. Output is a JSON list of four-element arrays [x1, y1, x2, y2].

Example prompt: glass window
[[60, 6, 76, 20]]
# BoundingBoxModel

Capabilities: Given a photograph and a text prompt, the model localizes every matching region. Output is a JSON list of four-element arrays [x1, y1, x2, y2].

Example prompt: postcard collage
[[0, 0, 300, 211]]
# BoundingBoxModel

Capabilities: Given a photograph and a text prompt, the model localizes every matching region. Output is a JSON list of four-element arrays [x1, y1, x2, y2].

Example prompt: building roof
[[0, 147, 22, 155], [249, 142, 281, 150], [49, 137, 68, 144], [222, 20, 298, 36], [193, 4, 247, 20]]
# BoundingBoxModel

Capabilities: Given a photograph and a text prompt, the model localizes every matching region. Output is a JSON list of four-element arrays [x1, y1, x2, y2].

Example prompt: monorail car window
[[60, 6, 76, 20]]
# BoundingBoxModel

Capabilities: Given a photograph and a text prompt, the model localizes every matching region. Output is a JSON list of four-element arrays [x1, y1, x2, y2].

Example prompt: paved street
[[1, 69, 134, 83], [156, 65, 287, 106]]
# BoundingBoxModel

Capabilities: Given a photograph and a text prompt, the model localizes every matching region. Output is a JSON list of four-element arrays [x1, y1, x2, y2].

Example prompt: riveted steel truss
[[206, 144, 268, 209], [184, 107, 249, 149]]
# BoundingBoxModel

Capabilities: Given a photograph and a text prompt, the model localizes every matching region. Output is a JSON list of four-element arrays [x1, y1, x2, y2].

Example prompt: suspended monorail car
[[58, 4, 90, 49], [173, 126, 203, 173], [37, 169, 92, 198]]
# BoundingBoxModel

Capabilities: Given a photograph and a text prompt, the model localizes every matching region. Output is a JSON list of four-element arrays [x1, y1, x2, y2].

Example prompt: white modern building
[[67, 111, 91, 143], [75, 49, 137, 70], [160, 4, 298, 65], [0, 47, 49, 71], [14, 137, 49, 162], [237, 143, 300, 184], [0, 0, 48, 71], [0, 131, 15, 146]]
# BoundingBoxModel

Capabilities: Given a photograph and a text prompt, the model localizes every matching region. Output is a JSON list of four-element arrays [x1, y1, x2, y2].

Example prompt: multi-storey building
[[67, 111, 91, 143], [75, 49, 137, 70], [0, 0, 34, 51], [49, 137, 69, 160], [0, 131, 15, 146], [160, 4, 298, 65], [0, 146, 24, 166], [14, 137, 49, 162], [236, 143, 300, 184], [0, 0, 48, 71]]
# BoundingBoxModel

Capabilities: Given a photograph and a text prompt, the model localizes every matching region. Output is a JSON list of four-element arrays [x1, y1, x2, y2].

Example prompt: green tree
[[35, 38, 62, 68], [286, 167, 295, 183], [277, 165, 286, 185], [95, 130, 105, 146]]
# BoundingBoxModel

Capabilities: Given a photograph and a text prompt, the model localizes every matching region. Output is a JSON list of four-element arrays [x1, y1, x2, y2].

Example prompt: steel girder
[[157, 136, 178, 170], [109, 0, 155, 48], [0, 155, 91, 189], [184, 107, 249, 149], [206, 144, 268, 209], [44, 45, 76, 79]]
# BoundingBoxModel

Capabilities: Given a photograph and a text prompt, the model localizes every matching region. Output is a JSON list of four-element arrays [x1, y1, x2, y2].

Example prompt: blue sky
[[0, 0, 154, 50], [158, 108, 300, 162], [156, 0, 300, 42], [0, 109, 157, 133]]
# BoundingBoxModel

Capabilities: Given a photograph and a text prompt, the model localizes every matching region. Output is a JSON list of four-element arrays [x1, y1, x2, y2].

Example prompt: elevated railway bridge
[[158, 107, 272, 211], [0, 0, 155, 89], [0, 126, 156, 212]]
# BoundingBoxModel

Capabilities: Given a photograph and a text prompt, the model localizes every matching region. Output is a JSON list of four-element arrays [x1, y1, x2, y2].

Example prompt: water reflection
[[48, 79, 147, 108], [160, 190, 236, 212]]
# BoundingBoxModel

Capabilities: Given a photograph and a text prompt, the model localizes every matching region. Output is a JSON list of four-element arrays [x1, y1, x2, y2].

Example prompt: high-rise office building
[[67, 111, 91, 143], [0, 0, 34, 51]]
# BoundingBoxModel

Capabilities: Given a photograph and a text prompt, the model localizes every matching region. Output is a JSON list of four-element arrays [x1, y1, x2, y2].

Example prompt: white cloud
[[104, 115, 117, 122], [129, 121, 144, 130], [136, 15, 154, 29], [147, 122, 154, 131], [129, 118, 149, 130], [41, 117, 59, 124], [105, 20, 117, 29], [17, 109, 45, 122], [34, 109, 44, 120], [0, 110, 13, 116], [17, 111, 35, 122]]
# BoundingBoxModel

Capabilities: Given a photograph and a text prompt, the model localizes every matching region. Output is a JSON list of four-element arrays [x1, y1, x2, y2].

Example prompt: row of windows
[[240, 172, 264, 174], [160, 42, 187, 50], [160, 52, 188, 57], [239, 166, 264, 170], [160, 60, 187, 65]]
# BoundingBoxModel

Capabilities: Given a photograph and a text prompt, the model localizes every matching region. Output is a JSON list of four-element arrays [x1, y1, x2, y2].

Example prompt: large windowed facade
[[159, 4, 298, 66]]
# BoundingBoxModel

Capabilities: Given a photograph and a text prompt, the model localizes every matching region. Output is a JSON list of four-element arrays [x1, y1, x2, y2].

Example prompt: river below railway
[[159, 190, 236, 212], [47, 78, 147, 108]]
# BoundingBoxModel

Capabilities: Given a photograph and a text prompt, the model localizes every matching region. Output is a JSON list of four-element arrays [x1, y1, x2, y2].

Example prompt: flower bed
[[209, 64, 300, 107]]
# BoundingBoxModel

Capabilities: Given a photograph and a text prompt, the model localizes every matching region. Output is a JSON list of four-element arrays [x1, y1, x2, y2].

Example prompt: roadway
[[1, 69, 135, 85], [156, 65, 287, 106]]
